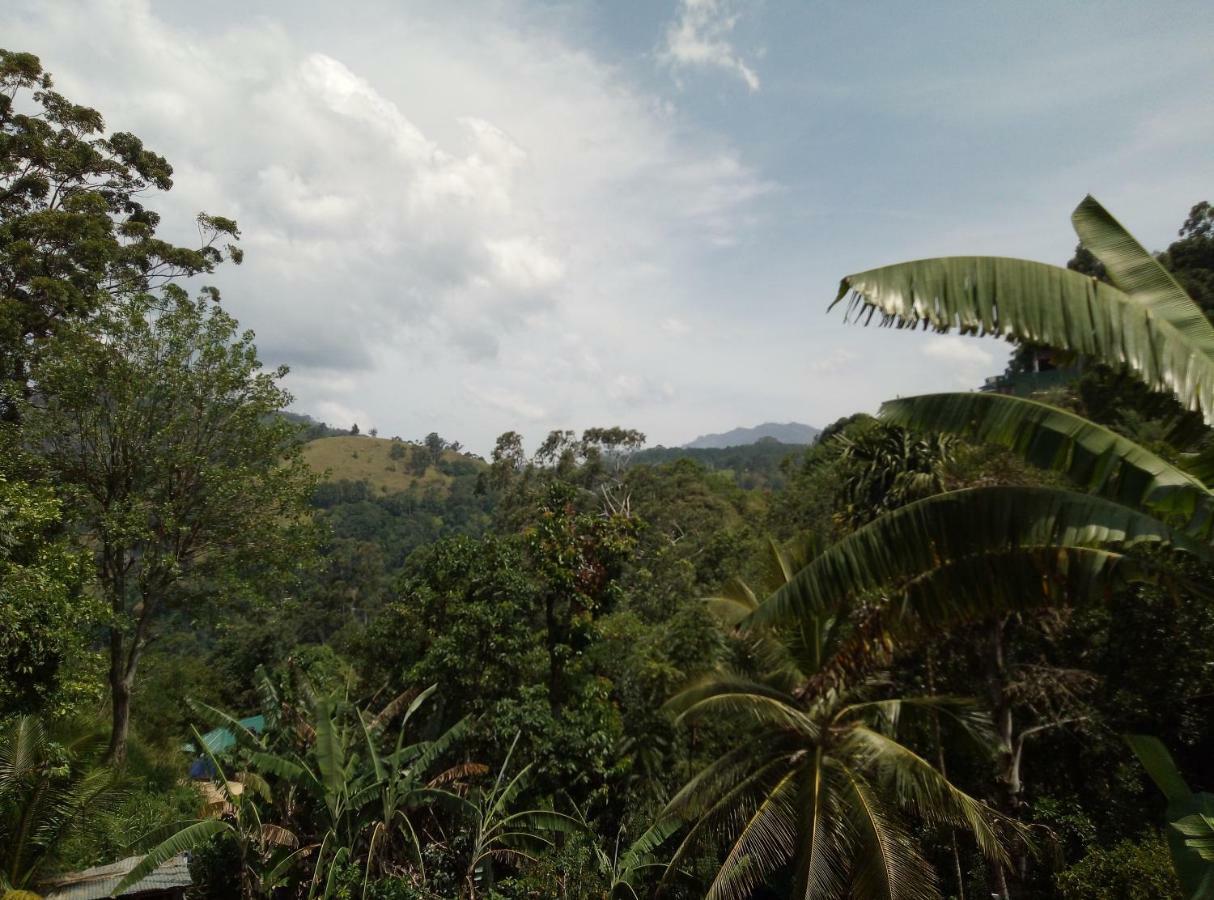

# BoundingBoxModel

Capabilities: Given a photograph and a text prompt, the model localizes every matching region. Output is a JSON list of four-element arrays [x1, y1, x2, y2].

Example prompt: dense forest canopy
[[3, 46, 1214, 900]]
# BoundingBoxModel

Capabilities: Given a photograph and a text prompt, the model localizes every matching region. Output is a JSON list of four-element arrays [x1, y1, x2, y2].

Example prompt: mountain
[[684, 422, 819, 449]]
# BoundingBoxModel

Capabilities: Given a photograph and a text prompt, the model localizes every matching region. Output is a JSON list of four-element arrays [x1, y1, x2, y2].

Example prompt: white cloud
[[608, 374, 676, 405], [921, 337, 995, 368], [921, 337, 999, 387], [2, 0, 771, 450], [807, 348, 857, 376], [661, 316, 691, 336], [466, 383, 547, 422], [663, 0, 761, 92]]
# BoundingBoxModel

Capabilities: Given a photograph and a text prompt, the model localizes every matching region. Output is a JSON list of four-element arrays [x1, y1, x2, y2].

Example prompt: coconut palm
[[0, 717, 120, 893], [664, 557, 1008, 900]]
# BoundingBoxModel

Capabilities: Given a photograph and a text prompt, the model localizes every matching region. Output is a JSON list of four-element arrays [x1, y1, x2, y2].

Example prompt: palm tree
[[723, 197, 1214, 899], [834, 422, 956, 529], [663, 544, 1009, 900], [0, 717, 120, 894]]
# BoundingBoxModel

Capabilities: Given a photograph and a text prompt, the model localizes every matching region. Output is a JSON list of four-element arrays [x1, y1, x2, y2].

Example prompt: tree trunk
[[544, 594, 565, 712], [104, 596, 153, 766], [926, 648, 966, 900], [106, 644, 132, 766], [985, 616, 1027, 899]]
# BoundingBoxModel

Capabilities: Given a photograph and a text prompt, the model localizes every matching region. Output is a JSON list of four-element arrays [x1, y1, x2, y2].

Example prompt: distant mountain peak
[[684, 421, 819, 449]]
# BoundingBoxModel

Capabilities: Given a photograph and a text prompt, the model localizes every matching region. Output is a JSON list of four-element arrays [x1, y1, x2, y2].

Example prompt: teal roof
[[185, 715, 265, 755]]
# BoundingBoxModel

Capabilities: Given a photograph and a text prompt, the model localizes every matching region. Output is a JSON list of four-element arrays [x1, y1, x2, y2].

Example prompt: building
[[38, 854, 191, 900]]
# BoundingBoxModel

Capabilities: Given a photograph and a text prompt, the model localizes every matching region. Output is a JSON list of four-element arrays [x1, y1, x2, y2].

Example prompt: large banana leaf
[[747, 485, 1205, 628], [1072, 196, 1214, 352], [112, 819, 229, 895], [789, 545, 1174, 698], [833, 202, 1214, 421], [1126, 735, 1214, 899], [879, 393, 1214, 530]]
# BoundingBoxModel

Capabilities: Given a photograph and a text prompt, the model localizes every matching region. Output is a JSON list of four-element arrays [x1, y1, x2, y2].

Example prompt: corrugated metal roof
[[40, 853, 191, 900]]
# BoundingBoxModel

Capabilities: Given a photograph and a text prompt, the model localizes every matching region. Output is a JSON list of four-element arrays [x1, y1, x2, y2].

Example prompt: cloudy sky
[[5, 0, 1212, 453]]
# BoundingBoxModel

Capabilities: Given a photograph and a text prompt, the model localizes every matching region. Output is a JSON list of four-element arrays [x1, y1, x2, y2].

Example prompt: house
[[38, 853, 191, 900]]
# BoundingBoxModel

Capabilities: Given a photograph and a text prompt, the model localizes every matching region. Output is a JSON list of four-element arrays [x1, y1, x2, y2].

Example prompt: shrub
[[1055, 833, 1182, 900]]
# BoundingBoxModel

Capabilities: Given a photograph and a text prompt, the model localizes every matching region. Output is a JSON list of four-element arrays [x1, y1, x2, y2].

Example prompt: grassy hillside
[[301, 436, 483, 494]]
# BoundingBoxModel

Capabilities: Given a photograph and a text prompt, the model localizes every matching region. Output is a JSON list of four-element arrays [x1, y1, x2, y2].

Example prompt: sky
[[4, 0, 1212, 454]]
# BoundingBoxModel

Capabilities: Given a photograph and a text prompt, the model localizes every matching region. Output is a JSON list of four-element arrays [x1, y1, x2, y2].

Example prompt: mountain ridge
[[684, 421, 819, 449]]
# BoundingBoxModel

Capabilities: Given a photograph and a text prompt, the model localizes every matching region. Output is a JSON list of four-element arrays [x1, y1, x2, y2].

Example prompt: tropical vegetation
[[2, 44, 1214, 900]]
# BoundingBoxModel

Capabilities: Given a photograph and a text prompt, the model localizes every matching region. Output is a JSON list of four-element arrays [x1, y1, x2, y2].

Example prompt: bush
[[1055, 833, 1182, 900]]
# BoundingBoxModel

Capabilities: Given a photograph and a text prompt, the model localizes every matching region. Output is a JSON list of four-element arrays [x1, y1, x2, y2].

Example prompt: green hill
[[301, 435, 484, 494]]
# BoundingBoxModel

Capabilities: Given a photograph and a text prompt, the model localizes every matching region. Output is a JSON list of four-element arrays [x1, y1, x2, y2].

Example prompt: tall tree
[[0, 49, 239, 417], [25, 289, 315, 763]]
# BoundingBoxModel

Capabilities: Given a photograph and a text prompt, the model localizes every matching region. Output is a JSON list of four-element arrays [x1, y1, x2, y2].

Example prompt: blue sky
[[4, 0, 1211, 452]]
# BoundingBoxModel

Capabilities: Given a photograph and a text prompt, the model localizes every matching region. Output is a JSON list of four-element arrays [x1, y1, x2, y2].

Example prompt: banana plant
[[566, 805, 682, 900], [1126, 735, 1214, 899], [463, 733, 574, 897], [352, 686, 482, 894], [113, 725, 305, 900], [229, 683, 476, 898]]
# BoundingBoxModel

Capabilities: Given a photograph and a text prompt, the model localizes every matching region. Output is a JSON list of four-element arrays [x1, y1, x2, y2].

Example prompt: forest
[[3, 46, 1214, 900]]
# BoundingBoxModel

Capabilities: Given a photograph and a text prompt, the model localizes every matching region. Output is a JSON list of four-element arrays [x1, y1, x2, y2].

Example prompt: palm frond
[[837, 763, 937, 900], [665, 674, 817, 737], [842, 726, 1008, 865], [704, 770, 799, 900]]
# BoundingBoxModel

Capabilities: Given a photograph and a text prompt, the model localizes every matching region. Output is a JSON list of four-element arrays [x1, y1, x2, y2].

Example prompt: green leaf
[[880, 393, 1214, 528], [1125, 735, 1193, 805], [748, 486, 1201, 628], [833, 244, 1214, 423], [1072, 196, 1214, 351], [112, 819, 229, 895], [1126, 735, 1214, 898]]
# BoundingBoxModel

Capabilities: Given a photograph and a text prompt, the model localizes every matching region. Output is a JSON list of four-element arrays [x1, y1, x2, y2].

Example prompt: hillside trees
[[25, 290, 315, 763], [0, 473, 94, 718]]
